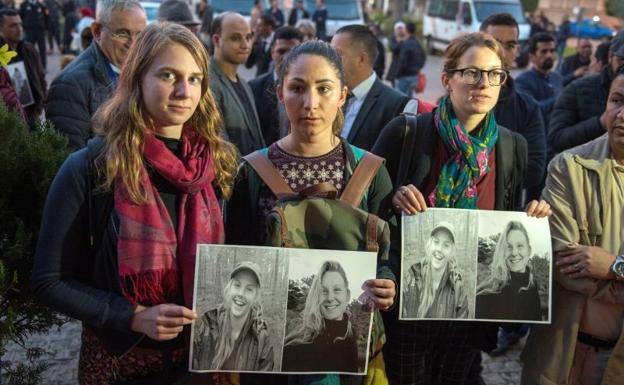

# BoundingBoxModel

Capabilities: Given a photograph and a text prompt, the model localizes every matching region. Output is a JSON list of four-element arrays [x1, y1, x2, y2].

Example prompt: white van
[[303, 0, 365, 37], [422, 0, 530, 52]]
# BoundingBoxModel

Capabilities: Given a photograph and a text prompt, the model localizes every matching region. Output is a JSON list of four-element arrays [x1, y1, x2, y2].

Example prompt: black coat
[[345, 78, 409, 151], [549, 65, 611, 153], [245, 37, 273, 77], [45, 42, 115, 149], [494, 77, 546, 192], [287, 8, 309, 26], [249, 71, 280, 145]]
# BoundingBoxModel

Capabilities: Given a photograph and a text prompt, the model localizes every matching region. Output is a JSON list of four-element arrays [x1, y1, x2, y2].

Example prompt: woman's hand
[[392, 184, 427, 215], [130, 303, 197, 341], [525, 199, 552, 218], [556, 245, 616, 280], [360, 279, 395, 311]]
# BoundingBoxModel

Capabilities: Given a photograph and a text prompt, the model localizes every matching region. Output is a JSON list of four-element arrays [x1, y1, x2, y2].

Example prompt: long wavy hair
[[276, 40, 346, 137], [211, 275, 263, 369], [285, 260, 353, 346], [477, 221, 535, 295], [416, 236, 458, 318], [93, 22, 238, 202]]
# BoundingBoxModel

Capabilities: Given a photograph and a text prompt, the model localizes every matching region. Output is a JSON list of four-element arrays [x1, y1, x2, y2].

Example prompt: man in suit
[[245, 13, 275, 77], [211, 12, 264, 155], [287, 0, 308, 26], [249, 26, 302, 145], [331, 24, 409, 150]]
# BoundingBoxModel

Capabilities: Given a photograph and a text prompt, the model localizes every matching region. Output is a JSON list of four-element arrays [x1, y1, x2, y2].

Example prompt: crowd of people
[[0, 0, 617, 384]]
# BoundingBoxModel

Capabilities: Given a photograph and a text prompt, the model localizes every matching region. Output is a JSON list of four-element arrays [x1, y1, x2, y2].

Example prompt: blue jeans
[[395, 75, 419, 97]]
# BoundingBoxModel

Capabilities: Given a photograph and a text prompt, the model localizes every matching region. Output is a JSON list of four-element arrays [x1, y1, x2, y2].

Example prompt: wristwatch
[[611, 254, 624, 279]]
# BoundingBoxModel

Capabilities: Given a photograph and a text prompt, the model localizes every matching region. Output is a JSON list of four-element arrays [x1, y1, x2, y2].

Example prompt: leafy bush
[[0, 104, 70, 384]]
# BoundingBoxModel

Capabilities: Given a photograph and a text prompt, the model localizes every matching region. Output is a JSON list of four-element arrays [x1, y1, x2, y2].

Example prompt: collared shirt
[[263, 32, 274, 52], [341, 72, 376, 140]]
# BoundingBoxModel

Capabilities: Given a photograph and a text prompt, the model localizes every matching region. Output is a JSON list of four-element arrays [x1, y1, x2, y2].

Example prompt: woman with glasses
[[372, 32, 551, 385]]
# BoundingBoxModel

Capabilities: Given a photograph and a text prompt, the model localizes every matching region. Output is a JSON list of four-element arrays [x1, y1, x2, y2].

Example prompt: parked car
[[569, 19, 616, 40], [423, 0, 530, 53]]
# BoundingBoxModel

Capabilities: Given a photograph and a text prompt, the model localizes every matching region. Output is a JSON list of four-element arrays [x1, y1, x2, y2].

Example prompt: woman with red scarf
[[31, 23, 238, 384]]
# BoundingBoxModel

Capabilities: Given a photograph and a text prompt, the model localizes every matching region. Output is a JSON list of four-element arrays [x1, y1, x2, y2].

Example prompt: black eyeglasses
[[446, 67, 509, 86]]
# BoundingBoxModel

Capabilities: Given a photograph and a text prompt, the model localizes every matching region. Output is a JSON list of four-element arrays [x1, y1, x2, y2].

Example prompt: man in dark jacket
[[245, 13, 274, 77], [0, 9, 45, 129], [45, 0, 146, 149], [18, 0, 46, 68], [331, 24, 409, 150], [249, 26, 302, 145], [287, 0, 308, 26], [559, 37, 591, 86], [265, 0, 283, 28], [549, 30, 624, 153], [481, 13, 547, 199], [516, 32, 563, 140], [390, 22, 425, 97]]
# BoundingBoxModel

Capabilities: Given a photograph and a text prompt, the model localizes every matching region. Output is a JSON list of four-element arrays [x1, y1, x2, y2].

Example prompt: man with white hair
[[46, 0, 147, 149]]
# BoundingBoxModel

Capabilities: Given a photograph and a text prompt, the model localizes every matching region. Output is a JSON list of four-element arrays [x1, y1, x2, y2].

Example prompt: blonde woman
[[31, 22, 238, 384], [282, 261, 360, 372], [476, 221, 542, 321], [193, 262, 274, 371], [402, 222, 469, 319]]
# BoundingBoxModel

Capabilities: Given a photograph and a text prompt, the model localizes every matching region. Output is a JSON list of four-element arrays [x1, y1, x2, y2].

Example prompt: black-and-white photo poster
[[7, 61, 33, 107], [400, 208, 551, 323], [190, 245, 377, 374]]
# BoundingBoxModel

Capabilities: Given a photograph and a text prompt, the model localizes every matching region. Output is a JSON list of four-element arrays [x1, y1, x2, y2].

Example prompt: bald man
[[210, 12, 264, 155]]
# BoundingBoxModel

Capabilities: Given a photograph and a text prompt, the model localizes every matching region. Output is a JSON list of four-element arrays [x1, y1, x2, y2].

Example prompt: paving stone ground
[[3, 320, 526, 385]]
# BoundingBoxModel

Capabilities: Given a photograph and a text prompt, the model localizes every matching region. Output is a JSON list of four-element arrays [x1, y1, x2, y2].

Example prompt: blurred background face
[[271, 38, 300, 68], [606, 75, 624, 153], [442, 46, 503, 123], [298, 25, 316, 42], [485, 25, 519, 69], [256, 18, 271, 38], [531, 41, 556, 72], [0, 15, 23, 44], [427, 229, 454, 271], [505, 229, 531, 273], [394, 25, 406, 39], [319, 271, 349, 321], [214, 15, 252, 65], [577, 38, 592, 60], [227, 270, 259, 319]]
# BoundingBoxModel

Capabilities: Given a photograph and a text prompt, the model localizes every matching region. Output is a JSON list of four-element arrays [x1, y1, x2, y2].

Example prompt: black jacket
[[245, 36, 272, 77], [19, 0, 47, 30], [1, 38, 46, 116], [249, 71, 280, 144], [373, 38, 385, 79], [494, 77, 546, 191], [549, 65, 611, 153], [45, 42, 115, 150], [372, 112, 527, 352], [287, 8, 309, 26], [345, 77, 409, 151], [560, 53, 590, 86], [389, 36, 425, 79]]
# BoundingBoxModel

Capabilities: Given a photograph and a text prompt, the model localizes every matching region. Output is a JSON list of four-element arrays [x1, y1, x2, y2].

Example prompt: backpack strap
[[340, 152, 384, 207], [243, 150, 296, 199], [395, 113, 418, 187]]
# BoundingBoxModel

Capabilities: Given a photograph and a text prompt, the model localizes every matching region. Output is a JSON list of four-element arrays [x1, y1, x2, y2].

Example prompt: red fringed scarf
[[114, 129, 224, 308]]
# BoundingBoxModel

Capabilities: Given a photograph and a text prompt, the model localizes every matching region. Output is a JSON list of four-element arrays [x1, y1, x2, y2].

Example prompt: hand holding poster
[[400, 208, 551, 323], [190, 245, 377, 374]]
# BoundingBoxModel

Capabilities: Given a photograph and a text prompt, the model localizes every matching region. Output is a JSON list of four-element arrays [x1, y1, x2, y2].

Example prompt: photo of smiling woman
[[192, 261, 274, 371], [475, 220, 544, 321], [282, 260, 362, 373], [402, 221, 470, 319]]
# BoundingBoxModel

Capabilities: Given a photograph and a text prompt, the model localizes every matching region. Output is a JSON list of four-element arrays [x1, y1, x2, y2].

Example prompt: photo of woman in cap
[[192, 261, 274, 371], [402, 221, 469, 319], [281, 260, 360, 373], [475, 220, 542, 321]]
